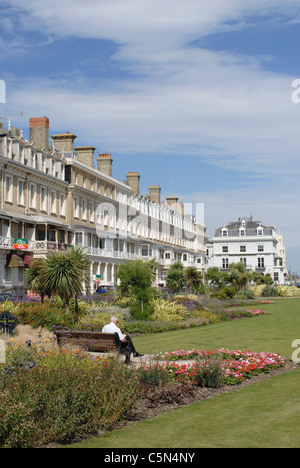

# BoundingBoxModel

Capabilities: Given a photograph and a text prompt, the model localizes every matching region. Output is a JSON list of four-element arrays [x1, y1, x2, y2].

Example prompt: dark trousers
[[120, 335, 136, 354]]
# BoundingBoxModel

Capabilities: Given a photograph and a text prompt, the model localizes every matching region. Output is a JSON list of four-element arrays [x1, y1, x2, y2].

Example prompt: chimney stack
[[51, 131, 77, 153], [149, 185, 161, 204], [29, 116, 49, 149], [126, 172, 140, 195], [166, 196, 183, 215], [97, 153, 113, 177], [75, 146, 95, 168]]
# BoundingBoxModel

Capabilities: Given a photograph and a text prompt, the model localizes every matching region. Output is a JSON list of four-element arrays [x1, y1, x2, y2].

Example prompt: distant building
[[207, 216, 287, 285], [0, 117, 207, 293]]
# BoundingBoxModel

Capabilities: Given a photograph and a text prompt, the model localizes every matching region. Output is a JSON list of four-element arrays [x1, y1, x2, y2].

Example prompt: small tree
[[116, 259, 155, 320], [185, 267, 203, 294], [205, 267, 222, 289], [43, 247, 90, 312], [166, 261, 187, 292], [25, 258, 51, 303]]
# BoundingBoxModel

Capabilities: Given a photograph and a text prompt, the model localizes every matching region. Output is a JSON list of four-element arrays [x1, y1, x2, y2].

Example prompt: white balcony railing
[[0, 237, 14, 249]]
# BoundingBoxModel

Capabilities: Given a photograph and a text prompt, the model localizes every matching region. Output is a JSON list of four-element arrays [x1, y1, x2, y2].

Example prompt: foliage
[[156, 348, 286, 386], [137, 362, 174, 388], [77, 306, 129, 332], [15, 302, 82, 330], [275, 286, 300, 297], [166, 262, 187, 292], [116, 259, 156, 320], [43, 247, 90, 311], [193, 357, 224, 388], [262, 285, 278, 297], [123, 317, 207, 334], [185, 267, 202, 293], [236, 289, 256, 300], [152, 298, 190, 322], [0, 346, 139, 448], [213, 286, 236, 300], [25, 258, 51, 303]]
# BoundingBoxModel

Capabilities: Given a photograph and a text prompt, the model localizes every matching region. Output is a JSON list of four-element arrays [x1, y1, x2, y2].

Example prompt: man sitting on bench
[[102, 316, 144, 364]]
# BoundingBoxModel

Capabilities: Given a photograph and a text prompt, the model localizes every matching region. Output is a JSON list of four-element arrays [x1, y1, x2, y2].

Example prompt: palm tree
[[25, 258, 50, 303], [166, 261, 187, 292], [185, 267, 203, 294], [43, 247, 90, 312]]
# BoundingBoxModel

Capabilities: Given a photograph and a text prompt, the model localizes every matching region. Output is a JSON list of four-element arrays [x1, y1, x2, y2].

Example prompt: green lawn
[[69, 298, 300, 448], [133, 298, 300, 359]]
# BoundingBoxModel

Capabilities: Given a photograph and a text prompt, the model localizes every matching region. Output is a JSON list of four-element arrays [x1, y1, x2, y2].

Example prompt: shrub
[[236, 289, 256, 300], [16, 303, 77, 330], [250, 285, 266, 297], [137, 363, 174, 388], [262, 286, 278, 297], [213, 286, 236, 300], [77, 307, 129, 331], [130, 299, 154, 321], [275, 286, 300, 297], [0, 346, 139, 448], [193, 357, 224, 388], [152, 298, 190, 322]]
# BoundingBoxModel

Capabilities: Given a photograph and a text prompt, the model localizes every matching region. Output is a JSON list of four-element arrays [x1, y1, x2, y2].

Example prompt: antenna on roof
[[20, 111, 24, 136]]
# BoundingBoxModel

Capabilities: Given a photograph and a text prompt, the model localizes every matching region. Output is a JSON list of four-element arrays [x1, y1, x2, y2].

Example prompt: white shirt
[[102, 322, 125, 341]]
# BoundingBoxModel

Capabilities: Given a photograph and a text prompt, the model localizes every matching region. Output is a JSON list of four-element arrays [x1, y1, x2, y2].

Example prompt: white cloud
[[1, 0, 299, 269]]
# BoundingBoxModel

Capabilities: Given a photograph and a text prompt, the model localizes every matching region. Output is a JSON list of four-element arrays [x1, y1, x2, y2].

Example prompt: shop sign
[[14, 238, 28, 250]]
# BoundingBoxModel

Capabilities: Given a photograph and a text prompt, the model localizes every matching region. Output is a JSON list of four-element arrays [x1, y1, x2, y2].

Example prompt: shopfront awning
[[8, 254, 24, 268], [23, 255, 34, 266]]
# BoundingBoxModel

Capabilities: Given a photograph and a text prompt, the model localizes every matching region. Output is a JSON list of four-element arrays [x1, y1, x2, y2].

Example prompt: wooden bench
[[55, 330, 131, 359]]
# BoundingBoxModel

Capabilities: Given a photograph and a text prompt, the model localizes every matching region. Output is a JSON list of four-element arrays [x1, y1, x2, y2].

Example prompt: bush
[[0, 346, 139, 448], [262, 286, 278, 297], [250, 285, 271, 297], [130, 299, 154, 321], [77, 306, 130, 332], [193, 357, 224, 388], [213, 287, 236, 300], [152, 298, 190, 322], [275, 286, 300, 297], [236, 289, 256, 300], [137, 363, 174, 388], [16, 303, 77, 330]]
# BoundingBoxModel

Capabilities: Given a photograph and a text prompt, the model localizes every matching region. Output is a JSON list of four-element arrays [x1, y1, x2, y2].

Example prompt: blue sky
[[0, 0, 299, 273]]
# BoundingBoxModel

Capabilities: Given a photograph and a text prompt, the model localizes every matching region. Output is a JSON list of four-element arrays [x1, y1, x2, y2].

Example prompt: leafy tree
[[166, 261, 187, 292], [116, 259, 155, 319], [25, 258, 51, 303]]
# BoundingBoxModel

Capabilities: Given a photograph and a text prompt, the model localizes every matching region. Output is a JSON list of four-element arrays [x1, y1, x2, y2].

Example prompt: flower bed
[[155, 348, 286, 386], [246, 308, 266, 316]]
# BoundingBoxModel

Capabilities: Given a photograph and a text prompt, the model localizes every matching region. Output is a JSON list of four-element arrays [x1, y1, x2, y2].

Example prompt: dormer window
[[222, 229, 228, 237], [240, 229, 245, 236], [257, 228, 263, 236]]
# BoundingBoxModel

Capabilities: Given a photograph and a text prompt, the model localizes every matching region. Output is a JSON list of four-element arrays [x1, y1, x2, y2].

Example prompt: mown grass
[[133, 298, 300, 359], [69, 298, 300, 448]]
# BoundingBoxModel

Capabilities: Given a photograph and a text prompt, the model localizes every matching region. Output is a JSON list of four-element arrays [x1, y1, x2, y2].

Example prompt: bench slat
[[55, 331, 119, 352]]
